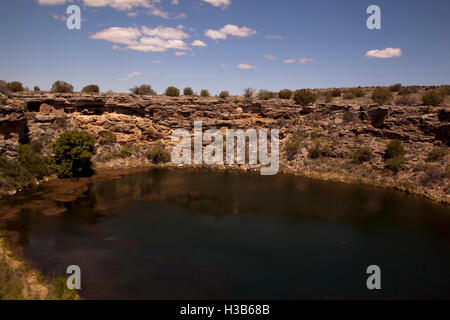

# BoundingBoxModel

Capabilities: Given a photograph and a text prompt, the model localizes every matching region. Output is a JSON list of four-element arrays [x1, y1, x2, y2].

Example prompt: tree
[[165, 86, 180, 97], [219, 91, 230, 99], [52, 131, 96, 178], [51, 81, 74, 93], [293, 89, 318, 106], [183, 87, 194, 96], [200, 89, 210, 97], [278, 89, 292, 99], [130, 84, 156, 96], [422, 90, 444, 106], [243, 88, 255, 100], [371, 87, 393, 105], [33, 86, 40, 92], [6, 81, 24, 92], [81, 84, 100, 93]]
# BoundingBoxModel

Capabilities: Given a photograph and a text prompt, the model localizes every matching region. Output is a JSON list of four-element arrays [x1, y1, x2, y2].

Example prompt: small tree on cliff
[[130, 84, 156, 96], [52, 131, 97, 178], [6, 81, 24, 92], [51, 81, 74, 93], [81, 84, 100, 93]]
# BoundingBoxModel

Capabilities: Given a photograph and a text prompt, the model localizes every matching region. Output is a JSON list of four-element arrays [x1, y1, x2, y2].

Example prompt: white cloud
[[148, 7, 169, 19], [38, 0, 67, 4], [175, 51, 187, 56], [83, 0, 152, 11], [91, 25, 190, 52], [204, 24, 256, 40], [174, 13, 187, 19], [202, 0, 230, 9], [90, 27, 141, 45], [142, 25, 188, 39], [265, 34, 284, 40], [264, 54, 276, 60], [191, 40, 207, 47], [171, 0, 179, 4], [299, 57, 314, 64], [365, 48, 402, 59], [153, 60, 162, 64], [283, 59, 296, 64], [219, 64, 227, 67], [127, 12, 138, 17], [117, 78, 129, 81], [237, 63, 256, 70]]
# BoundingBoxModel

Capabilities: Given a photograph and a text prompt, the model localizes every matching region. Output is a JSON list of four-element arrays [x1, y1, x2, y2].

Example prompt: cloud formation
[[202, 0, 230, 9], [283, 59, 296, 64], [264, 54, 276, 60], [365, 48, 402, 59], [83, 0, 153, 11], [205, 24, 257, 40], [192, 40, 207, 47], [237, 63, 256, 70], [299, 57, 314, 64]]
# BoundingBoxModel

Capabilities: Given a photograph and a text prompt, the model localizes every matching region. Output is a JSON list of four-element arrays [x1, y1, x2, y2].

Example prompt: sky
[[0, 0, 449, 95]]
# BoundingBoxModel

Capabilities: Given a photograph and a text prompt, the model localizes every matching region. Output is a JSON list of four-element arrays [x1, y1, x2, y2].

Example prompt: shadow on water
[[2, 168, 450, 299]]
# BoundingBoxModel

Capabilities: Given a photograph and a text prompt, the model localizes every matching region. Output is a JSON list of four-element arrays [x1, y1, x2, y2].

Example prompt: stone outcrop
[[0, 92, 449, 203]]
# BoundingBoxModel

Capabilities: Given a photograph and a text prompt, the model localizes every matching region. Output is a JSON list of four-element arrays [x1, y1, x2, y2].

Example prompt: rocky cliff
[[0, 92, 448, 203]]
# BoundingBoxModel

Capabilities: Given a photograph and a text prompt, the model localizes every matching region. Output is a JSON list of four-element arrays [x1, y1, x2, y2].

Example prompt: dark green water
[[5, 169, 450, 299]]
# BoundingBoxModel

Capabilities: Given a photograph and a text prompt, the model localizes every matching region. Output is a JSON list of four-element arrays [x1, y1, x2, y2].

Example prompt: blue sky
[[0, 0, 449, 94]]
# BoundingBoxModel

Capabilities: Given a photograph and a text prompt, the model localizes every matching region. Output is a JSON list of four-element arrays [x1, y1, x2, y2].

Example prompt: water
[[4, 168, 450, 299]]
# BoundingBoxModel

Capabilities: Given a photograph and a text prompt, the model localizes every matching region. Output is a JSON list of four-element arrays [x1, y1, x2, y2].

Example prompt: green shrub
[[33, 86, 40, 92], [398, 87, 413, 95], [118, 145, 132, 158], [146, 144, 170, 164], [219, 91, 230, 99], [331, 88, 342, 97], [343, 90, 356, 100], [426, 147, 447, 162], [385, 139, 405, 159], [6, 81, 24, 93], [440, 85, 450, 96], [293, 89, 318, 106], [0, 80, 7, 95], [183, 87, 194, 96], [52, 131, 96, 178], [385, 156, 406, 172], [285, 134, 302, 160], [351, 146, 373, 163], [165, 86, 180, 97], [372, 87, 393, 105], [422, 90, 444, 106], [351, 87, 365, 97], [324, 91, 333, 103], [200, 89, 210, 97], [309, 138, 330, 159], [18, 142, 50, 180], [130, 84, 156, 96], [81, 84, 100, 93], [0, 156, 33, 190], [395, 95, 417, 105], [51, 81, 74, 93], [278, 89, 292, 99], [98, 131, 116, 145], [389, 83, 402, 92], [258, 89, 274, 100]]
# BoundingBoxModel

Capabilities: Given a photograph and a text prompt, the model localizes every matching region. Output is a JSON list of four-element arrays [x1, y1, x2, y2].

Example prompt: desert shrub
[[293, 89, 317, 106], [440, 85, 450, 96], [18, 142, 50, 180], [243, 88, 255, 100], [98, 131, 116, 145], [385, 156, 406, 172], [351, 146, 373, 163], [395, 95, 417, 105], [420, 166, 444, 186], [118, 145, 132, 158], [81, 84, 100, 93], [343, 90, 356, 100], [200, 89, 210, 97], [285, 134, 302, 161], [6, 81, 24, 93], [33, 86, 40, 92], [385, 139, 405, 159], [52, 131, 96, 178], [183, 87, 194, 96], [352, 87, 365, 97], [51, 81, 74, 93], [422, 90, 444, 106], [372, 87, 393, 105], [0, 80, 7, 95], [258, 89, 274, 100], [389, 83, 402, 92], [165, 86, 180, 97], [146, 144, 170, 164], [0, 156, 33, 190], [426, 147, 447, 162], [219, 91, 230, 99], [324, 91, 334, 103], [278, 89, 292, 99], [130, 84, 156, 96], [331, 88, 342, 97], [309, 138, 330, 159], [399, 87, 413, 95]]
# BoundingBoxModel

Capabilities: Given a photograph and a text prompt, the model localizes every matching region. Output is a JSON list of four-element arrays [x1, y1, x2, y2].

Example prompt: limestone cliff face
[[0, 92, 448, 203]]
